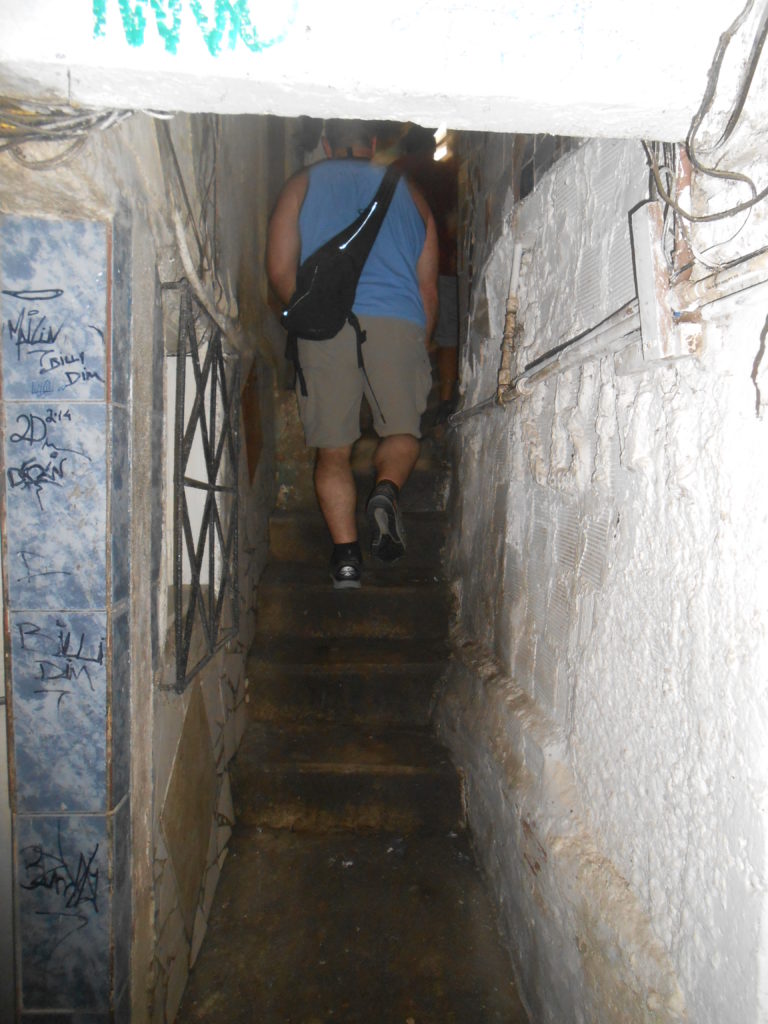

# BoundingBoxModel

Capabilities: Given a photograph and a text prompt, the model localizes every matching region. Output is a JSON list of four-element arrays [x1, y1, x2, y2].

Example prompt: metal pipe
[[447, 392, 500, 427], [449, 301, 640, 428], [511, 302, 639, 393], [673, 249, 768, 310]]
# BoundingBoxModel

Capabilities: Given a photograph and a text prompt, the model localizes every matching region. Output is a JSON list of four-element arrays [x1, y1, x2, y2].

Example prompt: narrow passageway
[[178, 414, 529, 1022], [4, 6, 768, 1020]]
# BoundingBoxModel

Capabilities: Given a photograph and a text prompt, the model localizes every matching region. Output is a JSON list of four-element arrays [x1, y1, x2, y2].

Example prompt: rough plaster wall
[[438, 123, 768, 1024], [0, 111, 279, 1022], [146, 114, 279, 1023]]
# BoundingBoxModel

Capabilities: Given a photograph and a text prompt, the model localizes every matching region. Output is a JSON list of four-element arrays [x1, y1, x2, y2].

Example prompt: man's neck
[[331, 146, 373, 160]]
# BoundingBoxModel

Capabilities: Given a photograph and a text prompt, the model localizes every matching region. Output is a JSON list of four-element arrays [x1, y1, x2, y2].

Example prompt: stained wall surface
[[0, 112, 283, 1022], [436, 45, 768, 1024]]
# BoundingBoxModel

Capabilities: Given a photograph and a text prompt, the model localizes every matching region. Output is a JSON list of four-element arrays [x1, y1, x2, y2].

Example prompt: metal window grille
[[171, 281, 240, 691]]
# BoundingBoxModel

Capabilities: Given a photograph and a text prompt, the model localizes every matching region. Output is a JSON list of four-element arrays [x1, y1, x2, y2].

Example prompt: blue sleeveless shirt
[[298, 160, 426, 328]]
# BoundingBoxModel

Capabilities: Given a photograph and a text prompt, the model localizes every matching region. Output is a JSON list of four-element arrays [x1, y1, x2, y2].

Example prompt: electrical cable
[[0, 99, 133, 158], [717, 0, 768, 146], [7, 136, 88, 169], [643, 141, 766, 224], [671, 239, 768, 281], [154, 116, 238, 341], [0, 95, 238, 348], [648, 146, 677, 268], [643, 0, 768, 226], [157, 119, 208, 272]]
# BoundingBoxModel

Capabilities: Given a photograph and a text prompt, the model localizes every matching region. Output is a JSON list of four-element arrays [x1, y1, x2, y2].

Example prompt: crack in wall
[[751, 311, 768, 416]]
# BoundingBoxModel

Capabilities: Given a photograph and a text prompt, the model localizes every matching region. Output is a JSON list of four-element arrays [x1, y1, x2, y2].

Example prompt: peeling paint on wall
[[440, 126, 768, 1024]]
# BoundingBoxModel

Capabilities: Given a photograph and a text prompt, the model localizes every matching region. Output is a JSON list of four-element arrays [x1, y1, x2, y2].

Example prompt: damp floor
[[178, 826, 529, 1024]]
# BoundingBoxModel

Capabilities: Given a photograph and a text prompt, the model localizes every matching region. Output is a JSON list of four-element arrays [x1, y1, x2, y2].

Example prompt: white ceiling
[[0, 0, 757, 141]]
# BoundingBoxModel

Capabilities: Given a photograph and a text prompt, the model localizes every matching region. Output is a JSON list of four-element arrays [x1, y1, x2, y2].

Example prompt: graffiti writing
[[18, 619, 103, 670], [2, 287, 105, 394], [6, 307, 63, 360], [92, 0, 297, 56], [7, 454, 67, 511], [6, 411, 92, 511], [20, 824, 100, 913], [15, 549, 73, 585], [31, 910, 91, 960], [14, 618, 105, 710]]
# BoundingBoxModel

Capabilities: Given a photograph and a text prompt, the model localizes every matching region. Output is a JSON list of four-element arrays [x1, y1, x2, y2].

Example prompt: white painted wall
[[0, 0, 750, 140], [437, 38, 768, 1024]]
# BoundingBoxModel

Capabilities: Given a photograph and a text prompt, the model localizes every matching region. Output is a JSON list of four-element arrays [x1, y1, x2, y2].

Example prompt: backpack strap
[[288, 315, 387, 424], [286, 165, 402, 411], [348, 311, 386, 424], [286, 331, 308, 397]]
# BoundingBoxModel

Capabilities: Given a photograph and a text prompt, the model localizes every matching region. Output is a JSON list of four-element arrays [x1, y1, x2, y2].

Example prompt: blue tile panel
[[2, 215, 129, 1018], [11, 612, 107, 814], [0, 216, 107, 402], [4, 402, 107, 611], [16, 815, 110, 1011]]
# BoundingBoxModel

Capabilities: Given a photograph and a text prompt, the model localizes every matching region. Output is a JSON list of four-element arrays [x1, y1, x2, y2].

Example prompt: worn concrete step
[[246, 667, 437, 727], [233, 723, 465, 834], [247, 637, 447, 726], [179, 829, 528, 1024], [254, 565, 452, 641], [248, 634, 449, 669], [268, 508, 448, 567]]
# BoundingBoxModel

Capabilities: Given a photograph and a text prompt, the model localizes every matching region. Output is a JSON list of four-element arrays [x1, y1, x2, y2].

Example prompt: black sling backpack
[[281, 163, 402, 411]]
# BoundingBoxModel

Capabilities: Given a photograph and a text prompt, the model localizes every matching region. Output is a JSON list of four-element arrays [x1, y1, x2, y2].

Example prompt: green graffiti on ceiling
[[92, 0, 296, 56]]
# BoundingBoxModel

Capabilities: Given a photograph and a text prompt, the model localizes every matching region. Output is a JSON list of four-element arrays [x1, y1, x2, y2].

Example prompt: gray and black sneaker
[[366, 480, 406, 562], [330, 542, 362, 589]]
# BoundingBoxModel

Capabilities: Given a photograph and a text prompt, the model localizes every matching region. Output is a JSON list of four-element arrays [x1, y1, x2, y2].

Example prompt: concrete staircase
[[238, 437, 461, 837], [178, 432, 529, 1023]]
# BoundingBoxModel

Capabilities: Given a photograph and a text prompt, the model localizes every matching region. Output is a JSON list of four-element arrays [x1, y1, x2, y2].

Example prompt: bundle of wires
[[0, 97, 133, 168], [644, 0, 768, 226]]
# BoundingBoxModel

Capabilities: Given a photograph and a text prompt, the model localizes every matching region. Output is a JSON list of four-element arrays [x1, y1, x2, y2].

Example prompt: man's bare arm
[[266, 171, 309, 305], [410, 185, 439, 344]]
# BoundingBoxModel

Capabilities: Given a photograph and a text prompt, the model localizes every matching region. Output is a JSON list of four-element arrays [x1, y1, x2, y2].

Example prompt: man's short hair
[[324, 119, 375, 153]]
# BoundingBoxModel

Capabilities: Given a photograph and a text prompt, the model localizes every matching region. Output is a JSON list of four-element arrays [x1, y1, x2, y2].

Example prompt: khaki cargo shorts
[[296, 316, 432, 448]]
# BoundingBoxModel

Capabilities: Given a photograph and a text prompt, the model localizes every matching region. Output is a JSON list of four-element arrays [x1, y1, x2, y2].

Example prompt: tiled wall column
[[0, 215, 131, 1021]]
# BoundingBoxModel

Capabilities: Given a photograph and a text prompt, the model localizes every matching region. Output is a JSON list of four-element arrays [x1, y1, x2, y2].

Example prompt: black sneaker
[[366, 480, 406, 562], [330, 542, 362, 589]]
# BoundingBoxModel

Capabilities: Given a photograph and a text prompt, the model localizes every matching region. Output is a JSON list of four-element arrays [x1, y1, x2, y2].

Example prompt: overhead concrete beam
[[0, 0, 750, 140]]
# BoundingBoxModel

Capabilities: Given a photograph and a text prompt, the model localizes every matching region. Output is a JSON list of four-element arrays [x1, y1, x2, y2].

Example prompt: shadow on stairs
[[178, 431, 529, 1023]]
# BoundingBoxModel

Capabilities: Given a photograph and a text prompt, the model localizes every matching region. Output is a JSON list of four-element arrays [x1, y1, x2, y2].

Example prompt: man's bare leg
[[368, 433, 419, 562], [372, 433, 419, 488], [315, 445, 357, 543], [316, 445, 363, 588]]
